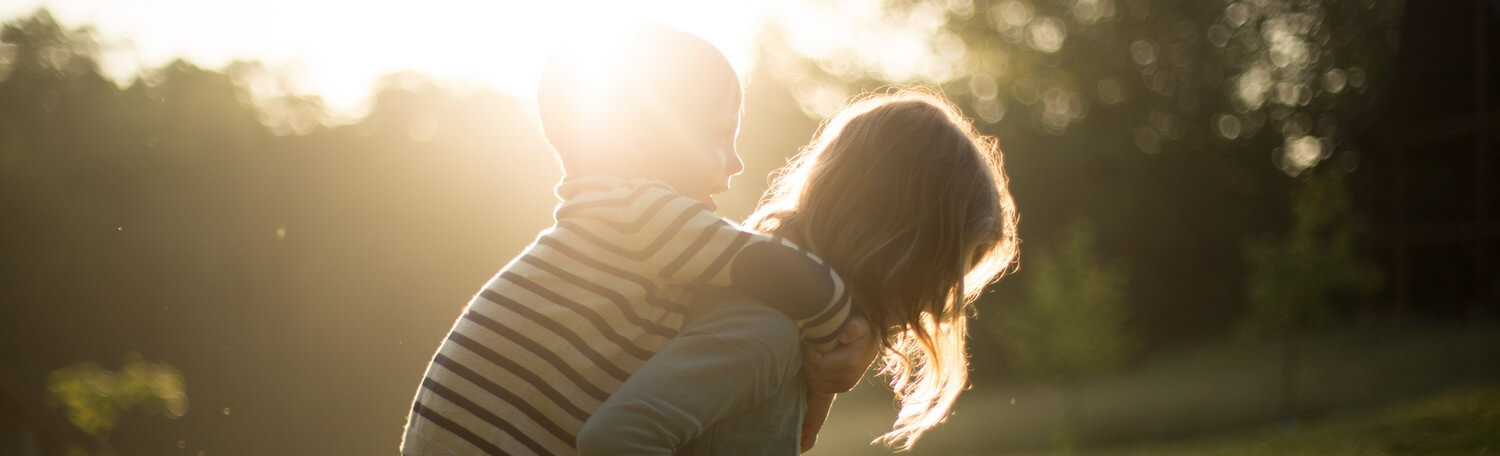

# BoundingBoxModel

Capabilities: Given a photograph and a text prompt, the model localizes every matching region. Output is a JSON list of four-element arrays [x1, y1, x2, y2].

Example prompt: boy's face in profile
[[539, 24, 746, 210], [659, 84, 744, 211]]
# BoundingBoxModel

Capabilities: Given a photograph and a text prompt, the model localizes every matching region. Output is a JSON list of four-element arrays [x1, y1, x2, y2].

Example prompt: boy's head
[[538, 22, 744, 206]]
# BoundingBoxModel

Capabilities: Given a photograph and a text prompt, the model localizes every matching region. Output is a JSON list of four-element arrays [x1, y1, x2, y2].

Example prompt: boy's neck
[[555, 173, 679, 198]]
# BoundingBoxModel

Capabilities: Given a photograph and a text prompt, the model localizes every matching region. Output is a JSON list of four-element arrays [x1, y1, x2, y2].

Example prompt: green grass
[[1092, 386, 1500, 456], [807, 322, 1500, 456]]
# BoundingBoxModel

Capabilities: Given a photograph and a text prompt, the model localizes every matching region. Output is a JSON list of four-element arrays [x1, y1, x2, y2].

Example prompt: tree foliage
[[993, 221, 1138, 381], [756, 0, 1404, 345], [0, 10, 557, 453], [46, 354, 187, 442], [763, 0, 1403, 163], [1241, 167, 1383, 336]]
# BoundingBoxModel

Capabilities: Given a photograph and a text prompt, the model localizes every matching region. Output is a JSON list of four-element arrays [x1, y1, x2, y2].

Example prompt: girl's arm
[[576, 297, 804, 455], [801, 392, 836, 453], [576, 299, 879, 455], [800, 317, 881, 452]]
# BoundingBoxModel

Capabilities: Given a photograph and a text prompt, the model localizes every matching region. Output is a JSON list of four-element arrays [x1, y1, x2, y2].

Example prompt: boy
[[401, 23, 866, 455]]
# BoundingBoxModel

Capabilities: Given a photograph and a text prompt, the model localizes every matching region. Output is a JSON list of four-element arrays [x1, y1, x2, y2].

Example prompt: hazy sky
[[1, 0, 772, 115]]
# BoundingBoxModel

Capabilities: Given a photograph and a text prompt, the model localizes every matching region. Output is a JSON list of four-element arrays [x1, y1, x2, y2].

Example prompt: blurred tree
[[0, 9, 560, 454], [46, 353, 187, 455], [994, 220, 1137, 382], [991, 221, 1137, 450], [753, 0, 1405, 347], [761, 0, 1401, 162], [1242, 167, 1383, 337], [1241, 166, 1382, 421]]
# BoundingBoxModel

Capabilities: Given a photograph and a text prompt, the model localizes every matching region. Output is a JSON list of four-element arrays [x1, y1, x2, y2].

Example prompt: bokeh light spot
[[1027, 17, 1067, 53], [1097, 78, 1125, 105], [1130, 40, 1157, 66], [1215, 114, 1243, 140], [1282, 135, 1326, 175], [1135, 127, 1161, 154], [1324, 68, 1348, 94]]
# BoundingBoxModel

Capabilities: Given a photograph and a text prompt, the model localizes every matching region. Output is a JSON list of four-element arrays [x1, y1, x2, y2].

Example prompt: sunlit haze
[[2, 0, 772, 118], [5, 2, 1487, 455]]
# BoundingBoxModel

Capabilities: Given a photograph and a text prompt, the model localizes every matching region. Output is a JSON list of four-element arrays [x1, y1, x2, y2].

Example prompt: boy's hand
[[802, 316, 879, 395], [800, 391, 836, 453]]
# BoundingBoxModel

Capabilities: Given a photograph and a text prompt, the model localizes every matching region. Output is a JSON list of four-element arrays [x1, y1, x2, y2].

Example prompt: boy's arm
[[633, 190, 852, 351]]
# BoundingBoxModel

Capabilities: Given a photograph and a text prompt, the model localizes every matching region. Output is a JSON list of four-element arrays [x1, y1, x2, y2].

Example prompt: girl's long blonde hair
[[746, 89, 1019, 450]]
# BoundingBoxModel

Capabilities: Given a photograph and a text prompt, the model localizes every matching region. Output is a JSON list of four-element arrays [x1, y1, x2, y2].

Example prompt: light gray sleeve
[[575, 297, 806, 455]]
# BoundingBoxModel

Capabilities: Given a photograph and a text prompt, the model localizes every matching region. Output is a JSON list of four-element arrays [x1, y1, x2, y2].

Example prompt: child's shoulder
[[556, 175, 674, 200], [747, 234, 833, 269], [553, 176, 715, 226]]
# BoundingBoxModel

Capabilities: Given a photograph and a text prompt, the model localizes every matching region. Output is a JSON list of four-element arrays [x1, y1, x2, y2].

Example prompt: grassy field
[[808, 322, 1500, 455], [1088, 386, 1500, 456]]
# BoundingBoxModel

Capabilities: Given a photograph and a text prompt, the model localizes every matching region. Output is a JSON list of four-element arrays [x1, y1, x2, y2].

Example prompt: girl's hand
[[800, 391, 836, 453], [802, 316, 879, 394]]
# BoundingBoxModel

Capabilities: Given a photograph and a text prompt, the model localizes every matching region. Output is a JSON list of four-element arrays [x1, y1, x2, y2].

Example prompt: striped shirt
[[402, 176, 854, 455]]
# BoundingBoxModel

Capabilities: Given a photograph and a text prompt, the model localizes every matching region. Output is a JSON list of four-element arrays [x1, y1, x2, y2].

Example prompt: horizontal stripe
[[801, 283, 851, 331], [555, 181, 670, 222], [692, 231, 753, 284], [806, 320, 843, 347], [637, 202, 716, 259], [556, 200, 709, 262], [659, 222, 727, 279], [411, 402, 511, 456], [476, 289, 633, 382], [432, 352, 588, 425], [536, 236, 655, 291], [784, 237, 806, 253], [536, 236, 687, 314], [422, 376, 573, 452], [444, 328, 605, 410], [455, 311, 611, 403], [501, 271, 657, 360], [519, 256, 677, 339], [590, 191, 679, 233], [417, 381, 558, 456]]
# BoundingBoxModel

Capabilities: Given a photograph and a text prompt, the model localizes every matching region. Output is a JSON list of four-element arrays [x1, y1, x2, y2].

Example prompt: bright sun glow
[[559, 19, 637, 112], [0, 0, 770, 118]]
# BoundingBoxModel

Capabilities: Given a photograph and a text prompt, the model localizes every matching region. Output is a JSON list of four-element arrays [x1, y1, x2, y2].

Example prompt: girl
[[579, 89, 1019, 453]]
